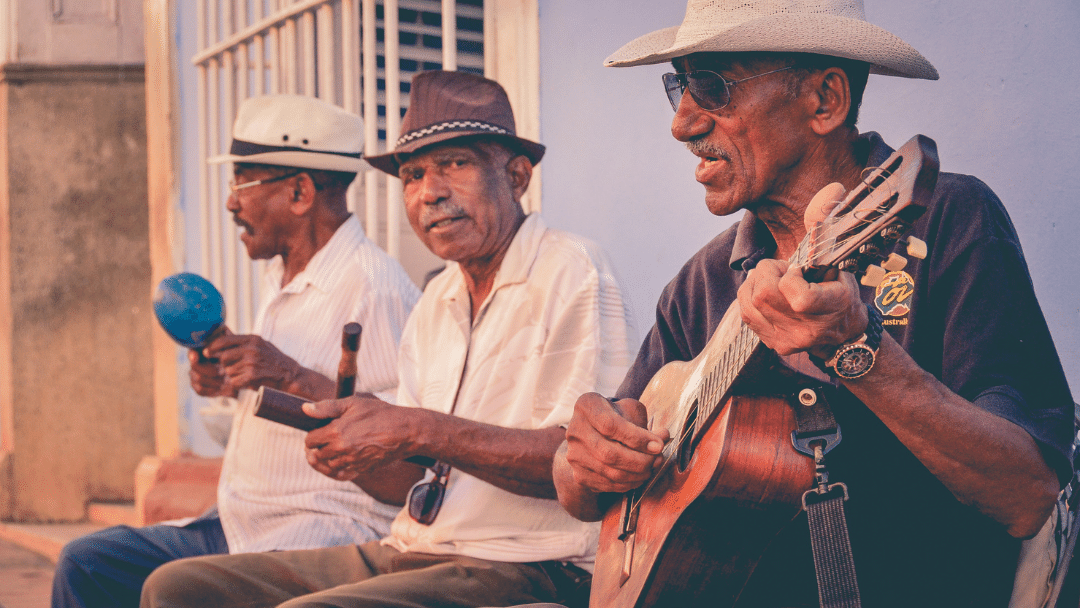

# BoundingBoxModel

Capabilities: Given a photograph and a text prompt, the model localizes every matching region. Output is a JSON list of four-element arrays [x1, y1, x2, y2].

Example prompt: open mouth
[[234, 217, 253, 235], [426, 216, 465, 231], [686, 140, 729, 164]]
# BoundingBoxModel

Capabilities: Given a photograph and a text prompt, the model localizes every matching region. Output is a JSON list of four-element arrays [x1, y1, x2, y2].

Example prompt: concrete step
[[87, 501, 139, 527], [0, 522, 106, 564]]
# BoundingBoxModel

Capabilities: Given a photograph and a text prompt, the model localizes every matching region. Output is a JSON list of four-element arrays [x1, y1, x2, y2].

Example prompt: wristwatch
[[818, 304, 884, 380]]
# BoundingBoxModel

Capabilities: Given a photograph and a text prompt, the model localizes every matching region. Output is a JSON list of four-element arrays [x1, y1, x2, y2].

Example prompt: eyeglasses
[[228, 171, 303, 194], [408, 460, 451, 526], [661, 66, 793, 112]]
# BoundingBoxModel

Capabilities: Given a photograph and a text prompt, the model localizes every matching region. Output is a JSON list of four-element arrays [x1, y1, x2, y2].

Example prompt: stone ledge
[[0, 63, 145, 84], [0, 522, 106, 564], [87, 502, 139, 528], [136, 455, 222, 526]]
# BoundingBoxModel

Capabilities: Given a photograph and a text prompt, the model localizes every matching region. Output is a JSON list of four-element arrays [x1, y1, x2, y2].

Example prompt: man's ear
[[505, 155, 533, 202], [807, 67, 851, 136], [289, 172, 316, 215]]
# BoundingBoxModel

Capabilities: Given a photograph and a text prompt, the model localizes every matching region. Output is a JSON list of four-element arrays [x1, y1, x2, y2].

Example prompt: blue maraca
[[153, 272, 227, 352]]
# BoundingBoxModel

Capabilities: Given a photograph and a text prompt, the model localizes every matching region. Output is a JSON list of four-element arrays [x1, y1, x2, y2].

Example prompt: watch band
[[861, 303, 883, 351]]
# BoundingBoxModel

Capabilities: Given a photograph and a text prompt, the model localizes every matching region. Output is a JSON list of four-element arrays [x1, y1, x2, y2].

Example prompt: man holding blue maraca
[[52, 95, 420, 608]]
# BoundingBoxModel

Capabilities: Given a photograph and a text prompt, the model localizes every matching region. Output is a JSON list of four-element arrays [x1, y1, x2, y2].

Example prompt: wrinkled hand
[[193, 331, 302, 396], [303, 395, 415, 482], [188, 346, 232, 397], [736, 181, 869, 356], [737, 260, 867, 357], [561, 392, 669, 494]]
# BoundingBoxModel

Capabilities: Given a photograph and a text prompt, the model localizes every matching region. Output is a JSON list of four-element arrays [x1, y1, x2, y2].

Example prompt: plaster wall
[[537, 0, 1080, 395], [0, 68, 154, 521], [3, 0, 144, 65]]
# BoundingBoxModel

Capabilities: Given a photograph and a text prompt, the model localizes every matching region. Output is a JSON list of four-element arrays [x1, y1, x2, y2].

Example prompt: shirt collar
[[728, 131, 892, 273], [439, 212, 546, 304], [267, 214, 367, 295]]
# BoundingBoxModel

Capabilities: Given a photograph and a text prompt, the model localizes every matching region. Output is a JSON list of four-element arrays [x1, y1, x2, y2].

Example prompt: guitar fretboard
[[685, 237, 815, 445]]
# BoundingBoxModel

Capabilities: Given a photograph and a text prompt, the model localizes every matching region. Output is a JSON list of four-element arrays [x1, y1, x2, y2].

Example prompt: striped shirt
[[384, 213, 636, 570], [217, 214, 421, 554]]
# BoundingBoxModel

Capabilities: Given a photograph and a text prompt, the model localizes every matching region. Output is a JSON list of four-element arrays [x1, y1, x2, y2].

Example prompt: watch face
[[834, 344, 876, 379]]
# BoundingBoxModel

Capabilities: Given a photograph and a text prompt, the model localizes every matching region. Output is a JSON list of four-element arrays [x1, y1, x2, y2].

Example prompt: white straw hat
[[208, 94, 366, 172], [605, 0, 938, 80]]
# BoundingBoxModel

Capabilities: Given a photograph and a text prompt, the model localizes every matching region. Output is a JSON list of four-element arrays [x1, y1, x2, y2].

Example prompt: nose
[[416, 170, 451, 206], [225, 191, 240, 212], [670, 92, 713, 143]]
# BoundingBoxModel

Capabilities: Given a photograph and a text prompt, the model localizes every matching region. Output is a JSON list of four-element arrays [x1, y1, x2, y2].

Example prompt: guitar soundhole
[[677, 402, 699, 473]]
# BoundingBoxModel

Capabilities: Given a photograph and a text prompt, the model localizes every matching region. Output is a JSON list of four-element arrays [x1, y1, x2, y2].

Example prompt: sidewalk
[[0, 523, 105, 608], [0, 535, 53, 608]]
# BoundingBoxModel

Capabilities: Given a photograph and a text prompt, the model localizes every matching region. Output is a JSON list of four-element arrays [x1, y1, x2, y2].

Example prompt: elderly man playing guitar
[[553, 1, 1074, 606]]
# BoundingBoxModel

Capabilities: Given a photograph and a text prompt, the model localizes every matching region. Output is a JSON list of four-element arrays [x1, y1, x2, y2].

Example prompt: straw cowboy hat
[[208, 94, 366, 173], [605, 0, 938, 80], [364, 70, 546, 176]]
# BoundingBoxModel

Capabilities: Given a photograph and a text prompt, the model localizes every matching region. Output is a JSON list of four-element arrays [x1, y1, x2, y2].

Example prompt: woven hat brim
[[207, 150, 367, 173], [605, 15, 938, 80], [364, 129, 546, 176]]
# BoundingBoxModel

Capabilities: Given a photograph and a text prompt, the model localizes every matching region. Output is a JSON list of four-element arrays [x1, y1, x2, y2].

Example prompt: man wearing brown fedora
[[52, 94, 421, 608], [139, 71, 635, 608], [553, 0, 1073, 606]]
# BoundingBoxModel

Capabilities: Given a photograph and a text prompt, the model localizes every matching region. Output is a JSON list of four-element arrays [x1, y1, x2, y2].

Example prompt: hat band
[[229, 138, 362, 159], [395, 120, 511, 148]]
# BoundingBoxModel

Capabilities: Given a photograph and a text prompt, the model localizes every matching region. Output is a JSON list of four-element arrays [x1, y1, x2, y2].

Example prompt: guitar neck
[[690, 322, 762, 439], [685, 237, 814, 446]]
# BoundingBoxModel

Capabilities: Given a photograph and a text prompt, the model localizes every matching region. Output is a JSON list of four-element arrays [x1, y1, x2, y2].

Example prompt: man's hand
[[188, 347, 232, 397], [303, 395, 416, 482], [200, 331, 310, 396], [737, 260, 867, 357], [554, 392, 670, 521], [563, 393, 668, 494]]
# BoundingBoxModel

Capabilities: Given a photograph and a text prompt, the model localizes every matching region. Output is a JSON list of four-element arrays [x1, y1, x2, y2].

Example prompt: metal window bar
[[193, 0, 484, 333]]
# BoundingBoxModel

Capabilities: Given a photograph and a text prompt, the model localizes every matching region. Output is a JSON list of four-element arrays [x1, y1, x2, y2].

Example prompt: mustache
[[418, 201, 467, 228], [685, 139, 730, 161]]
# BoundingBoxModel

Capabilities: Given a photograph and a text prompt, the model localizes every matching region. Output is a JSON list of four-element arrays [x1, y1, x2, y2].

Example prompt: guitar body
[[590, 305, 815, 608]]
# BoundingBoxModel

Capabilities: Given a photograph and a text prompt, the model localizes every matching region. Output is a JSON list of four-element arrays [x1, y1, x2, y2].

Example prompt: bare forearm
[[352, 460, 426, 507], [280, 367, 336, 401], [553, 443, 607, 521], [846, 334, 1058, 537], [410, 408, 565, 499]]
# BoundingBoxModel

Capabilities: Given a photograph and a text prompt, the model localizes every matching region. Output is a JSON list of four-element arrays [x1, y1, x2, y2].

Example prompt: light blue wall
[[537, 0, 1080, 395]]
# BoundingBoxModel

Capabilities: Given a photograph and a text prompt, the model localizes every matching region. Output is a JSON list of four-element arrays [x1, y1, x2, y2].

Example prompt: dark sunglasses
[[661, 66, 793, 112], [408, 460, 452, 526]]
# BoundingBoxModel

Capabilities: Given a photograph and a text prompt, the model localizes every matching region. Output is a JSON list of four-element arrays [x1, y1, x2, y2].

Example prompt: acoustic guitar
[[590, 135, 941, 608]]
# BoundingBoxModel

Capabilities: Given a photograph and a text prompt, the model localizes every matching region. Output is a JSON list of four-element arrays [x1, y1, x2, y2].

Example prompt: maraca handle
[[195, 324, 229, 364]]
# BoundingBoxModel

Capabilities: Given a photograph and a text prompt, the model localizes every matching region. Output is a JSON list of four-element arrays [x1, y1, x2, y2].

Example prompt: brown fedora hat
[[364, 70, 545, 175]]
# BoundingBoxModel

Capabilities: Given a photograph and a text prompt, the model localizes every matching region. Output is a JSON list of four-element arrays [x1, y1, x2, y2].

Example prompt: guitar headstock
[[801, 135, 939, 286]]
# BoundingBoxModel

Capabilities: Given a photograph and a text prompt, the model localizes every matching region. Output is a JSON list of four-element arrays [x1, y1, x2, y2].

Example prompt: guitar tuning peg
[[905, 237, 927, 260], [860, 264, 886, 287], [881, 253, 908, 272]]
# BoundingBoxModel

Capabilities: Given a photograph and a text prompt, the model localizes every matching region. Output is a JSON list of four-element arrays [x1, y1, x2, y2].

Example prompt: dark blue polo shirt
[[616, 133, 1074, 607]]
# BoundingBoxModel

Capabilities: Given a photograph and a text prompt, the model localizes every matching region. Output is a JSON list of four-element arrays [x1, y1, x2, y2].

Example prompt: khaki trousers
[[140, 541, 560, 608]]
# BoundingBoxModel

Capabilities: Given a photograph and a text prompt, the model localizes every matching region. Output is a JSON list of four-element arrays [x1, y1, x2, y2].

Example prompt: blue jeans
[[51, 511, 228, 608]]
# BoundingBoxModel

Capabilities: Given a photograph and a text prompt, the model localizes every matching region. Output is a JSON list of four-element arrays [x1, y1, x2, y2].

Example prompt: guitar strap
[[789, 386, 863, 608]]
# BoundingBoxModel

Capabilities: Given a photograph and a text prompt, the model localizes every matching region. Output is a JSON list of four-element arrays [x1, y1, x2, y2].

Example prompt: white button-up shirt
[[218, 215, 421, 553], [384, 213, 636, 570]]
